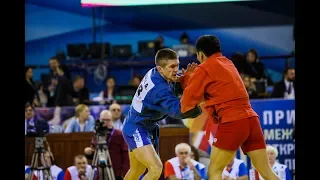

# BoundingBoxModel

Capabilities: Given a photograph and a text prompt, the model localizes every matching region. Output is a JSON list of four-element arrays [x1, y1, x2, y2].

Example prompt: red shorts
[[212, 116, 266, 153]]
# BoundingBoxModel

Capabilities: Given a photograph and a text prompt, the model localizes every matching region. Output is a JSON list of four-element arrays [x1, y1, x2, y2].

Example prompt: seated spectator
[[109, 103, 124, 130], [271, 68, 295, 99], [25, 103, 61, 135], [246, 49, 266, 80], [64, 104, 95, 133], [84, 110, 129, 180], [94, 77, 119, 104], [249, 145, 291, 180], [164, 143, 206, 180], [71, 75, 90, 105], [25, 151, 64, 180], [242, 75, 259, 99], [222, 155, 248, 180], [231, 52, 252, 77], [130, 75, 143, 88], [64, 155, 93, 180]]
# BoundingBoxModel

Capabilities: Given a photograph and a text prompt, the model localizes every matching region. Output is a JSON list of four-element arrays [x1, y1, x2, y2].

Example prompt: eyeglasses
[[179, 151, 188, 155], [101, 118, 112, 121], [111, 109, 121, 112]]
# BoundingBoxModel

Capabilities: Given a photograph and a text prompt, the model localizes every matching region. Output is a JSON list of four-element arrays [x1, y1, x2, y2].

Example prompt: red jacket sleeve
[[180, 67, 210, 113], [164, 161, 176, 179], [179, 74, 191, 89], [63, 170, 71, 180]]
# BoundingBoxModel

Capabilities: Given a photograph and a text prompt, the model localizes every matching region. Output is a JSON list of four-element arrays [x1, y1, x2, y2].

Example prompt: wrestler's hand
[[182, 62, 197, 76], [172, 62, 197, 82]]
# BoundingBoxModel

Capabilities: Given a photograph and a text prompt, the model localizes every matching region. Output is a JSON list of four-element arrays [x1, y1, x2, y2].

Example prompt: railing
[[26, 54, 295, 69]]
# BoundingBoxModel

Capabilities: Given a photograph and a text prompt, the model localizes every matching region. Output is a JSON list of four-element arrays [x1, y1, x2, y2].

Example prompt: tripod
[[28, 137, 52, 180], [89, 134, 116, 180]]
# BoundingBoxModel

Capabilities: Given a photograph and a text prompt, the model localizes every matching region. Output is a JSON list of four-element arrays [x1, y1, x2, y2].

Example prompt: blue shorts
[[123, 128, 152, 151]]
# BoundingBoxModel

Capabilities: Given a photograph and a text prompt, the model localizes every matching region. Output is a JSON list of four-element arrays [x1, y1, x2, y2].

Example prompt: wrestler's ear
[[198, 52, 204, 62], [156, 65, 163, 73]]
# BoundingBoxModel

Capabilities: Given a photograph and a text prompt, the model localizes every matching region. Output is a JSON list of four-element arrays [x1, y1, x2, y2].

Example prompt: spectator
[[64, 104, 95, 133], [71, 75, 90, 105], [130, 75, 143, 88], [25, 66, 40, 107], [246, 49, 266, 80], [25, 103, 52, 135], [64, 155, 93, 180], [271, 68, 295, 99], [25, 151, 64, 180], [84, 110, 129, 180], [249, 145, 291, 180], [102, 76, 119, 102], [109, 103, 124, 130], [164, 143, 206, 180], [222, 156, 248, 180], [242, 75, 259, 99]]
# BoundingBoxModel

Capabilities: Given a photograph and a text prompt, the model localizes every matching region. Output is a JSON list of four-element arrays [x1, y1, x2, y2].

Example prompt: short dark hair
[[180, 32, 189, 42], [247, 49, 259, 60], [25, 102, 35, 110], [73, 75, 84, 83], [195, 35, 221, 57], [49, 56, 59, 62], [155, 48, 178, 67], [283, 67, 295, 75], [106, 76, 115, 81]]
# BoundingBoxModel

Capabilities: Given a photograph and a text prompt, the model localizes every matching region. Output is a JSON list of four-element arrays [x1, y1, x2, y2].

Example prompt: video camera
[[95, 120, 109, 136], [26, 120, 50, 137]]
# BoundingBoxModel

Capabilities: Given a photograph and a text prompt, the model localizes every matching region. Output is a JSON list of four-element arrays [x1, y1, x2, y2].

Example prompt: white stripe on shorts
[[133, 128, 144, 148]]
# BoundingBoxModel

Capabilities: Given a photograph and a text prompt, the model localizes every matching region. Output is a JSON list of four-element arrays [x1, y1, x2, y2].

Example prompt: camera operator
[[84, 110, 129, 180]]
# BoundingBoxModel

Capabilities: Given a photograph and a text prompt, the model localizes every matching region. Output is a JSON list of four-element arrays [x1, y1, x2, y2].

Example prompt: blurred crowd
[[25, 32, 295, 109]]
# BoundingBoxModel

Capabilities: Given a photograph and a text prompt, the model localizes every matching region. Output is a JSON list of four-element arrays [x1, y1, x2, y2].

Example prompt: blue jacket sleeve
[[57, 171, 64, 180], [238, 162, 249, 176], [285, 167, 292, 180], [153, 87, 183, 119], [25, 167, 30, 174], [87, 115, 95, 132], [64, 119, 75, 133]]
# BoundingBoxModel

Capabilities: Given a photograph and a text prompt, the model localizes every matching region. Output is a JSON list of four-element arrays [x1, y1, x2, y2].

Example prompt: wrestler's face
[[158, 59, 180, 82]]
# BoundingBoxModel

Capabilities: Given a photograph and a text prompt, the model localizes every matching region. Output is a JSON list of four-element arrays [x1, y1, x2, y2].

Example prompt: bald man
[[109, 103, 124, 130]]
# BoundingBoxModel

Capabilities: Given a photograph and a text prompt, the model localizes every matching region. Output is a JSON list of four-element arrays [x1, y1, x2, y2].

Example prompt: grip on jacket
[[182, 105, 202, 119]]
